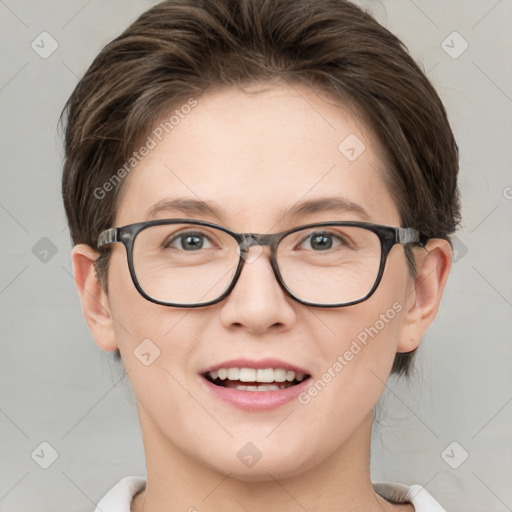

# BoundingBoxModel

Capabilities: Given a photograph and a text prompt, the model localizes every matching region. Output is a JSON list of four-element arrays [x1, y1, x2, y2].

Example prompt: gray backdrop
[[1, 1, 511, 510]]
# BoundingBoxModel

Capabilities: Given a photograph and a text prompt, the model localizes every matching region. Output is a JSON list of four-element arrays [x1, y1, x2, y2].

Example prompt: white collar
[[94, 476, 447, 512]]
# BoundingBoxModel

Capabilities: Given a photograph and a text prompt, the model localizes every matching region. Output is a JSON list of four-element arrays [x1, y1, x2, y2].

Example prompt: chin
[[194, 441, 319, 483]]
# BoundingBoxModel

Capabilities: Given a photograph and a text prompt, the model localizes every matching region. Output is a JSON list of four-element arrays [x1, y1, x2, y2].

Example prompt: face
[[105, 81, 416, 480]]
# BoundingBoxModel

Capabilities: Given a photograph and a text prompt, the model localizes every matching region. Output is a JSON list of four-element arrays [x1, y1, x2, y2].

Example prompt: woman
[[60, 0, 460, 510]]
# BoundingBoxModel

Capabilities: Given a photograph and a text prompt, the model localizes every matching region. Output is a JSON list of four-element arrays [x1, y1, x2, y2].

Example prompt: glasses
[[97, 219, 425, 308]]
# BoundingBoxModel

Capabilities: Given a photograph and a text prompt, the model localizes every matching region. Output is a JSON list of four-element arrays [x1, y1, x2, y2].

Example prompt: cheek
[[304, 255, 409, 413], [105, 248, 207, 406], [106, 248, 186, 363], [291, 299, 405, 446], [321, 298, 404, 387]]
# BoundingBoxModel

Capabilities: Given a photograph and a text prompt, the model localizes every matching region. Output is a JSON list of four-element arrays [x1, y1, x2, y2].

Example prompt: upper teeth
[[208, 368, 305, 383]]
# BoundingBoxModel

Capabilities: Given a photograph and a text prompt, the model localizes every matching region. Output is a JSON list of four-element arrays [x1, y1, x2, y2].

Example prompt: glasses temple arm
[[396, 227, 428, 247], [97, 228, 119, 249]]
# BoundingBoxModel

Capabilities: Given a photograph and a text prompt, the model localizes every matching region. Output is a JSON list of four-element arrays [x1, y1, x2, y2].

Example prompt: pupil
[[183, 235, 203, 250], [312, 233, 332, 250]]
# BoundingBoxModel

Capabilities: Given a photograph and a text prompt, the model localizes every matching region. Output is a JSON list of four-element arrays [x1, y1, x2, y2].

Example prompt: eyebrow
[[147, 196, 371, 223]]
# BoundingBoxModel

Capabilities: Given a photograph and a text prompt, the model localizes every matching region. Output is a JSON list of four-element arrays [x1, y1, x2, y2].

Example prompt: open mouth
[[202, 367, 311, 391]]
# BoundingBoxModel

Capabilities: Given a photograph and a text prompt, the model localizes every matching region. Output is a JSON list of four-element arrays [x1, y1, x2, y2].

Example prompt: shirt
[[93, 476, 447, 511]]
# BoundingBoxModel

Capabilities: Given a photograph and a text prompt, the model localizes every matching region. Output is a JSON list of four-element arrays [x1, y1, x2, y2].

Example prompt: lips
[[200, 358, 311, 393], [199, 370, 312, 411]]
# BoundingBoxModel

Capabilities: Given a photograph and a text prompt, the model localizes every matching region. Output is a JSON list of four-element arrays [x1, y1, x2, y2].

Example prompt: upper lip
[[199, 358, 311, 376]]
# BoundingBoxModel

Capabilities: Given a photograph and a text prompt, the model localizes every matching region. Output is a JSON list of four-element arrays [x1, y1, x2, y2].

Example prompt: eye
[[165, 231, 214, 251], [298, 231, 345, 251]]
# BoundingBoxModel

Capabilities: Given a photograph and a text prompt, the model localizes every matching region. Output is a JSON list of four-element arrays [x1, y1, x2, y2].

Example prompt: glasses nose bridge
[[239, 232, 276, 252], [234, 232, 284, 299]]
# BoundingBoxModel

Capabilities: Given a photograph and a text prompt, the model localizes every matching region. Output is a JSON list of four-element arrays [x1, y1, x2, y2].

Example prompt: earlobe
[[71, 244, 119, 352], [396, 238, 453, 353]]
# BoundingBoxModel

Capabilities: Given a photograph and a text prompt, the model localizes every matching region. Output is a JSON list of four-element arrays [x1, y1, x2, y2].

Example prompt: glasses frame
[[97, 218, 426, 308]]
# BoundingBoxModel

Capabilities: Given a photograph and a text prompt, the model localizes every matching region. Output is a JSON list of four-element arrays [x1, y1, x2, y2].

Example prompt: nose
[[219, 244, 297, 335]]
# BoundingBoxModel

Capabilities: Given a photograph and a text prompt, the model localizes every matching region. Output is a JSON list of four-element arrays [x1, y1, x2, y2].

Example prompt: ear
[[396, 238, 453, 353], [71, 244, 118, 352]]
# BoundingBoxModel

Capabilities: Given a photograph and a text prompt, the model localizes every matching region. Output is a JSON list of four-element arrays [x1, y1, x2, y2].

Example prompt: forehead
[[115, 82, 400, 230]]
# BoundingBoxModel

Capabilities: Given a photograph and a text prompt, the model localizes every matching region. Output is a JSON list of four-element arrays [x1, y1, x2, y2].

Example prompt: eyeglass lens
[[131, 223, 382, 306]]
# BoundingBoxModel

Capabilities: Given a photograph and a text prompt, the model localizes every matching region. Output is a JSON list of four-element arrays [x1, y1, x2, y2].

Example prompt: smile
[[199, 359, 312, 411], [204, 367, 309, 391]]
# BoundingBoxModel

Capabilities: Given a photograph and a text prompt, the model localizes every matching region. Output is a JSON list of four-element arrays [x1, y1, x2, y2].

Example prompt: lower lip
[[199, 375, 311, 411]]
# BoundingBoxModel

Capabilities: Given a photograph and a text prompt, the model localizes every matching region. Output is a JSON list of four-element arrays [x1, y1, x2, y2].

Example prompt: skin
[[72, 80, 452, 512]]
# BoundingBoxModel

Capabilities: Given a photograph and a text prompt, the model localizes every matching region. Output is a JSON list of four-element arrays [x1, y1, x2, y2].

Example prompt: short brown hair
[[60, 0, 461, 377]]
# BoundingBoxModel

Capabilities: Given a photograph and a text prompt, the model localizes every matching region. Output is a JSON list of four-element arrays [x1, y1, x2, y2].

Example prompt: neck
[[131, 405, 403, 512]]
